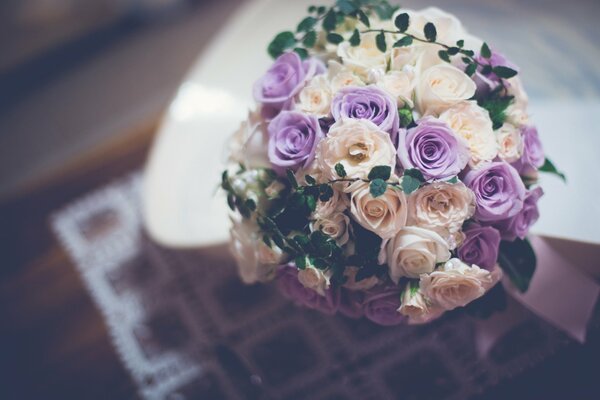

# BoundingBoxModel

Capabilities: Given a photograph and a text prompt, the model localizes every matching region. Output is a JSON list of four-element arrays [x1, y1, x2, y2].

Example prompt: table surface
[[0, 119, 599, 400]]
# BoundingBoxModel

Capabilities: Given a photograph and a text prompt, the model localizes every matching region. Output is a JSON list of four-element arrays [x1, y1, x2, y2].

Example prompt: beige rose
[[439, 101, 498, 166], [316, 119, 396, 180], [343, 266, 380, 291], [420, 258, 503, 310], [311, 213, 351, 246], [229, 218, 285, 284], [297, 75, 332, 117], [337, 31, 390, 81], [347, 181, 408, 239], [398, 283, 445, 324], [386, 226, 451, 281], [415, 64, 476, 115], [314, 187, 349, 218], [496, 122, 524, 162], [328, 60, 365, 92], [376, 68, 416, 107], [408, 181, 475, 242], [297, 265, 331, 296], [505, 76, 530, 126], [227, 109, 270, 169]]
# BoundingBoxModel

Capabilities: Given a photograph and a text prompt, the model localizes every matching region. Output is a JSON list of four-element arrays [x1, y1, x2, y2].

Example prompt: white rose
[[398, 283, 444, 324], [227, 109, 270, 169], [314, 186, 349, 218], [343, 266, 380, 291], [311, 213, 351, 246], [347, 181, 408, 239], [415, 64, 476, 115], [229, 218, 285, 284], [337, 31, 390, 81], [420, 258, 503, 310], [496, 122, 524, 162], [376, 67, 416, 107], [439, 101, 498, 166], [386, 226, 451, 282], [328, 60, 365, 92], [390, 42, 429, 71], [505, 76, 530, 126], [317, 119, 396, 180], [408, 181, 475, 241], [297, 265, 331, 296], [297, 75, 332, 117]]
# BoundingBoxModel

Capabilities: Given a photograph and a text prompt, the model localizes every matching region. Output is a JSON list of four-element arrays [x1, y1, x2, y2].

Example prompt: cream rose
[[229, 218, 285, 284], [505, 76, 530, 126], [297, 265, 331, 296], [420, 258, 503, 310], [343, 266, 380, 291], [376, 68, 416, 107], [496, 122, 524, 162], [317, 119, 396, 180], [415, 64, 476, 115], [408, 181, 475, 241], [227, 109, 270, 169], [328, 60, 365, 92], [386, 226, 451, 282], [439, 101, 498, 165], [398, 283, 444, 324], [347, 181, 408, 239], [311, 213, 351, 246], [337, 31, 389, 81], [297, 75, 332, 117]]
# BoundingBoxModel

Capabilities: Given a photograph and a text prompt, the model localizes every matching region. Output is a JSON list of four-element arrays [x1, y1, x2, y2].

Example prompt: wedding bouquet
[[221, 0, 564, 325]]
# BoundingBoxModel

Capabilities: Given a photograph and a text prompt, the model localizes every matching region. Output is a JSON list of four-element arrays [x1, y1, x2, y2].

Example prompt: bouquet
[[221, 0, 564, 325]]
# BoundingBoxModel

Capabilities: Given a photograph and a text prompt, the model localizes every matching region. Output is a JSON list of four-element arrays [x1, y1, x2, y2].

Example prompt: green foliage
[[335, 162, 347, 177], [302, 30, 317, 47], [349, 28, 361, 46], [480, 42, 491, 59], [424, 22, 437, 42], [398, 106, 413, 127], [286, 169, 299, 188], [268, 31, 296, 58], [369, 178, 387, 197], [297, 16, 317, 32], [393, 36, 413, 47], [478, 95, 514, 130], [394, 12, 409, 32], [493, 65, 518, 79], [327, 32, 345, 44], [368, 165, 392, 181], [376, 31, 387, 52], [539, 158, 566, 182]]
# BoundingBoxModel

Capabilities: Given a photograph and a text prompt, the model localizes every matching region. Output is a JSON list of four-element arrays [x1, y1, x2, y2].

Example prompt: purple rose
[[253, 52, 324, 118], [464, 161, 526, 222], [512, 125, 544, 175], [331, 85, 400, 143], [494, 187, 544, 241], [397, 116, 469, 180], [268, 110, 323, 173], [457, 224, 501, 269], [474, 49, 519, 96], [338, 289, 364, 319], [363, 285, 406, 326], [276, 266, 339, 315]]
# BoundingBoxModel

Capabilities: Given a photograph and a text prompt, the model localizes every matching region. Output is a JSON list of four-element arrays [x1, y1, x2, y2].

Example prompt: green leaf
[[403, 168, 425, 182], [356, 9, 370, 27], [368, 165, 392, 181], [297, 16, 317, 32], [227, 193, 235, 211], [446, 176, 459, 184], [295, 256, 307, 269], [306, 195, 317, 211], [424, 22, 437, 42], [318, 184, 334, 202], [398, 107, 413, 127], [286, 169, 298, 188], [401, 175, 420, 194], [481, 42, 492, 59], [465, 63, 477, 77], [302, 30, 317, 47], [393, 36, 413, 47], [394, 12, 409, 32], [369, 178, 387, 197], [317, 6, 327, 15], [334, 162, 347, 177], [462, 49, 475, 57], [376, 31, 387, 52], [305, 175, 316, 185], [349, 28, 361, 46], [245, 199, 256, 211], [478, 95, 513, 130], [293, 47, 308, 59], [308, 5, 317, 13], [539, 157, 566, 182], [493, 65, 518, 79], [456, 39, 464, 47], [326, 32, 344, 44], [438, 50, 450, 62], [374, 2, 398, 20], [336, 0, 356, 14], [268, 31, 296, 58], [447, 46, 460, 55], [498, 238, 537, 293], [323, 9, 337, 31]]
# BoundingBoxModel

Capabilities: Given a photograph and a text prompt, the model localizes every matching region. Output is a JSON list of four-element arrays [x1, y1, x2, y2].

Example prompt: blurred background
[[0, 0, 599, 200]]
